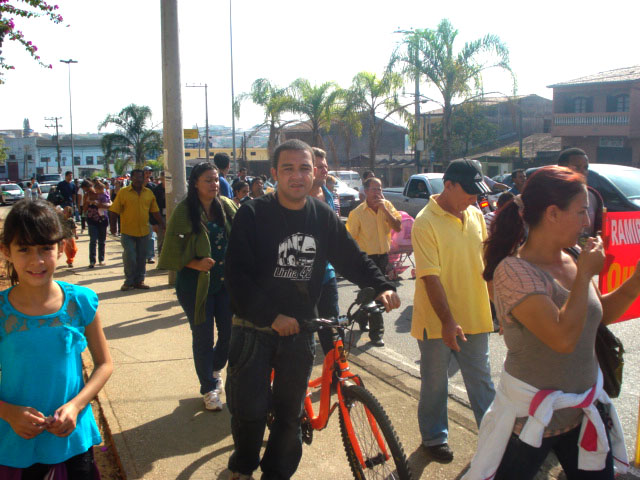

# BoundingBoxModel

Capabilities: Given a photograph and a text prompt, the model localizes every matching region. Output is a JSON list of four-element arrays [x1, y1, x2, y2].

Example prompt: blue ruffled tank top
[[0, 281, 101, 468]]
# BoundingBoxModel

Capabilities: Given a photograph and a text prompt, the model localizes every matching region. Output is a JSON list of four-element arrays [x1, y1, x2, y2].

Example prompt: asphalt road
[[336, 261, 640, 467]]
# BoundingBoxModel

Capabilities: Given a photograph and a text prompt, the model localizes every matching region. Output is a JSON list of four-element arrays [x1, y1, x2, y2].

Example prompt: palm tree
[[290, 79, 341, 147], [236, 78, 297, 158], [390, 19, 514, 164], [98, 104, 163, 168], [347, 71, 409, 170], [113, 157, 133, 176]]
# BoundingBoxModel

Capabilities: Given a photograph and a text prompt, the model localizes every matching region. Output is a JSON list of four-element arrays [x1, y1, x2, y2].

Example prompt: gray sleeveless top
[[493, 256, 602, 434]]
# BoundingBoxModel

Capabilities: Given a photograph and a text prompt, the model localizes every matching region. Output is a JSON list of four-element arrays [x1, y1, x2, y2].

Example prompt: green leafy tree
[[144, 159, 164, 173], [0, 1, 64, 83], [113, 157, 133, 176], [0, 137, 8, 164], [290, 78, 341, 147], [346, 71, 408, 169], [237, 78, 297, 158], [98, 104, 162, 168], [390, 19, 514, 164]]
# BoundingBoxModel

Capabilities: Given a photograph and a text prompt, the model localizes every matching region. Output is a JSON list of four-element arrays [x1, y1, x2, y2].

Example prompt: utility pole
[[229, 0, 237, 173], [45, 117, 63, 174], [60, 59, 78, 178], [186, 84, 209, 160], [160, 0, 186, 231]]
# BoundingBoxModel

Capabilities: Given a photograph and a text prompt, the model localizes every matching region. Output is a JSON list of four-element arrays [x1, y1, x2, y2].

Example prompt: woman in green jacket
[[159, 162, 237, 411]]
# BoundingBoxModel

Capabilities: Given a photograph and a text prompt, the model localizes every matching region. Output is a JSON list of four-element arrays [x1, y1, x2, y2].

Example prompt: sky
[[1, 0, 639, 136]]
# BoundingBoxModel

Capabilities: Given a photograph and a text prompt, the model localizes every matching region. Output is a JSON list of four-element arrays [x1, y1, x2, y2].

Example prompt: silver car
[[0, 184, 25, 205]]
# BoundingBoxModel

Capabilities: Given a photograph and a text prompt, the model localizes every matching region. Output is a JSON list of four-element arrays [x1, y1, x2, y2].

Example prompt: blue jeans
[[120, 233, 149, 286], [495, 403, 614, 479], [417, 332, 495, 446], [147, 227, 156, 260], [226, 327, 315, 479], [177, 287, 232, 394], [88, 223, 107, 265]]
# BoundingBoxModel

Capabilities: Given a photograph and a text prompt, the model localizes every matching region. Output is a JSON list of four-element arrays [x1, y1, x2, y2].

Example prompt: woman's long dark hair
[[483, 166, 586, 281], [1, 199, 65, 284], [187, 162, 224, 234]]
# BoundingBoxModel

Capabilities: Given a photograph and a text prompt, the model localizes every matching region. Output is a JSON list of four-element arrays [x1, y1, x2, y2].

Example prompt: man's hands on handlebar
[[375, 290, 401, 313], [271, 314, 300, 336]]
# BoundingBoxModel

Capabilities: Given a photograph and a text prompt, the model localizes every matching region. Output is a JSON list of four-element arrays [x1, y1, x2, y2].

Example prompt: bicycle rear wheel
[[338, 384, 412, 480]]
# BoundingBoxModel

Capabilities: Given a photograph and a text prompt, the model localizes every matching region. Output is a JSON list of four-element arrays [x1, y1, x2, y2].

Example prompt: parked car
[[39, 183, 53, 198], [0, 183, 25, 205], [329, 170, 361, 190], [383, 173, 445, 218], [333, 178, 359, 217]]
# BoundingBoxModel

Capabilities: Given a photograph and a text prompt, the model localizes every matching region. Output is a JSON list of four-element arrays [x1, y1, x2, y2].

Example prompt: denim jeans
[[226, 326, 315, 479], [88, 223, 107, 265], [417, 332, 495, 446], [495, 403, 614, 480], [120, 233, 149, 286], [177, 287, 232, 394], [147, 226, 156, 260], [316, 277, 341, 355]]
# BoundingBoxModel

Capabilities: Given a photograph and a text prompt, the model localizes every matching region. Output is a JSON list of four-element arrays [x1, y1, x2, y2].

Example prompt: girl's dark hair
[[187, 162, 224, 234], [233, 180, 248, 195], [483, 166, 586, 281], [1, 200, 65, 284]]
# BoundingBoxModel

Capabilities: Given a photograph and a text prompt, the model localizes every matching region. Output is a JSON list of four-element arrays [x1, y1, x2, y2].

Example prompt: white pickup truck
[[382, 173, 445, 218]]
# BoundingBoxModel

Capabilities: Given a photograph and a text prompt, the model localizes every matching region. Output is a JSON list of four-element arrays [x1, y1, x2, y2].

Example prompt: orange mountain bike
[[298, 288, 413, 480]]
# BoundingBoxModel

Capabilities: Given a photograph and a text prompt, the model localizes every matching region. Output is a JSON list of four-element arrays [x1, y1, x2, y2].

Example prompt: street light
[[186, 83, 209, 160], [60, 58, 78, 179]]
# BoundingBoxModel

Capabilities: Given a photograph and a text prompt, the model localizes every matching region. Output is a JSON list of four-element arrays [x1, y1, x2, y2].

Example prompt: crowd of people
[[1, 142, 639, 480]]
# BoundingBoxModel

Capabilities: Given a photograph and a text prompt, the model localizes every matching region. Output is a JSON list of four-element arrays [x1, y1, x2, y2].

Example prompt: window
[[250, 151, 256, 156], [41, 157, 50, 163], [61, 156, 67, 165], [616, 95, 629, 112], [185, 152, 191, 157], [97, 156, 104, 163], [27, 155, 33, 160], [9, 154, 15, 160], [73, 156, 81, 166], [573, 97, 588, 113], [86, 156, 94, 165], [0, 166, 5, 173]]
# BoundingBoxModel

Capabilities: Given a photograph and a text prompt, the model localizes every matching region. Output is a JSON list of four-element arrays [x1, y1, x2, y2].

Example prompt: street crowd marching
[[0, 141, 639, 480]]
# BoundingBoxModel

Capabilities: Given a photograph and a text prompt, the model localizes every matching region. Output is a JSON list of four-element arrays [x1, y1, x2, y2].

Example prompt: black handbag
[[595, 322, 624, 398]]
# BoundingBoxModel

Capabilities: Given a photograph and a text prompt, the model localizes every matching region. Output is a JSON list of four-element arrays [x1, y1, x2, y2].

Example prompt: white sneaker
[[203, 390, 223, 411], [213, 370, 223, 393]]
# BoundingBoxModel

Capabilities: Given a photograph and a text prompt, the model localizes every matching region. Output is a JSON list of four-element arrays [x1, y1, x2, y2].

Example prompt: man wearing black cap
[[410, 159, 495, 463]]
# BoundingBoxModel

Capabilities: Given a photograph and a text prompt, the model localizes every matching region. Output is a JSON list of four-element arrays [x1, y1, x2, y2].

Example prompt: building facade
[[549, 66, 640, 166]]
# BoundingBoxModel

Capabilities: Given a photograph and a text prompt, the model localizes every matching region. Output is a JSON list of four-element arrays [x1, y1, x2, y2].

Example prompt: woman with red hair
[[464, 166, 640, 480]]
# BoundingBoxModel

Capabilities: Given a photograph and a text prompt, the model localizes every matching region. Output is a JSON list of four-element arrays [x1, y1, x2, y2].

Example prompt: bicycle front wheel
[[338, 384, 413, 480]]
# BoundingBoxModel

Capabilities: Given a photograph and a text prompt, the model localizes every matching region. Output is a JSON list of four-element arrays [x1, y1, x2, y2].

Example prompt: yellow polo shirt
[[109, 185, 159, 237], [346, 200, 402, 255], [410, 195, 492, 340]]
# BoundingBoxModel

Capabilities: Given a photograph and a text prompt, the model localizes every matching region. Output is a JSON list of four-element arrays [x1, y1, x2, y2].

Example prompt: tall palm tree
[[236, 78, 297, 158], [390, 19, 514, 164], [290, 79, 341, 148], [347, 71, 409, 170], [98, 104, 163, 168]]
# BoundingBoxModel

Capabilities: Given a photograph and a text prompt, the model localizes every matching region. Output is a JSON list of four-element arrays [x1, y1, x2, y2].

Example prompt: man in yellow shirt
[[411, 159, 495, 463], [347, 177, 401, 346], [109, 169, 165, 291]]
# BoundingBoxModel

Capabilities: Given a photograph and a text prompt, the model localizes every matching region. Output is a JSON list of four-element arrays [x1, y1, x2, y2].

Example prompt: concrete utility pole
[[186, 83, 209, 160], [45, 117, 63, 174], [229, 0, 237, 173], [160, 0, 186, 220], [60, 59, 78, 178]]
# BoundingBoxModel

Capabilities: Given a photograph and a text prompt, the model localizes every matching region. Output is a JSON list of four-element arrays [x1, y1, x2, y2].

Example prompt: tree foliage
[[390, 19, 514, 164], [98, 104, 162, 168], [0, 0, 64, 83], [290, 78, 341, 148], [0, 137, 8, 164]]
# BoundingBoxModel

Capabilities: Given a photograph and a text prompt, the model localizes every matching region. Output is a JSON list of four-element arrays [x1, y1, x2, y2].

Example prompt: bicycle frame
[[303, 330, 391, 469]]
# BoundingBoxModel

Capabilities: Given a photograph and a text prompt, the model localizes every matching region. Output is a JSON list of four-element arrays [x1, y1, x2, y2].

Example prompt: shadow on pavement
[[103, 311, 186, 340], [97, 283, 174, 302], [113, 397, 233, 480], [394, 305, 413, 333]]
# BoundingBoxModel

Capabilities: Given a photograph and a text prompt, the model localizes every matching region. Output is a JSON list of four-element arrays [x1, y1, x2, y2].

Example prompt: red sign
[[599, 211, 640, 322]]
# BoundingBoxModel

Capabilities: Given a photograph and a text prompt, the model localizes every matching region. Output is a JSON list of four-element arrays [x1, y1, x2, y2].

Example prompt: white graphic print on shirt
[[274, 233, 316, 281]]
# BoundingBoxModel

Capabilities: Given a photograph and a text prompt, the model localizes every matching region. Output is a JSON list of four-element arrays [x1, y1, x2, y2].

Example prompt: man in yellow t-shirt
[[109, 169, 165, 291], [411, 159, 495, 464], [347, 177, 401, 346]]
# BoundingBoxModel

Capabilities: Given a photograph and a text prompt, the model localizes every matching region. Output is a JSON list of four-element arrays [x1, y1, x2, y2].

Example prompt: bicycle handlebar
[[299, 297, 385, 332]]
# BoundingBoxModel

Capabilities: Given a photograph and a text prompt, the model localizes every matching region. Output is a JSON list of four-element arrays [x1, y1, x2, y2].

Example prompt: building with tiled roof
[[548, 66, 640, 166]]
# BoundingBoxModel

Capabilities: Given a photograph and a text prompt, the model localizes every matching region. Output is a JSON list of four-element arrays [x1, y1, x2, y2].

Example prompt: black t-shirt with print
[[225, 193, 394, 328]]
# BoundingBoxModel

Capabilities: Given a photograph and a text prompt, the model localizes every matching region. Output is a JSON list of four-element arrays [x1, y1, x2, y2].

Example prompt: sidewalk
[[67, 232, 578, 479]]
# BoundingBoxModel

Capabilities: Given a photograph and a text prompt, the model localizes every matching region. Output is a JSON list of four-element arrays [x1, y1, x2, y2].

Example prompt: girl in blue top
[[0, 199, 113, 478]]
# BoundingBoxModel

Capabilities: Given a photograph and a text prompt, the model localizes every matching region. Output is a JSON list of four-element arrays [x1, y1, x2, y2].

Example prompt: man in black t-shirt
[[56, 171, 78, 209], [224, 139, 400, 480]]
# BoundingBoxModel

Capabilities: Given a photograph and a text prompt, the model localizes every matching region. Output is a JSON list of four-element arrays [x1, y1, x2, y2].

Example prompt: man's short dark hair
[[312, 147, 326, 159], [557, 148, 587, 166], [272, 139, 314, 169], [213, 152, 231, 170], [497, 191, 515, 209], [362, 170, 374, 180], [64, 171, 72, 177], [364, 177, 381, 190], [512, 169, 525, 177], [130, 169, 144, 177]]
